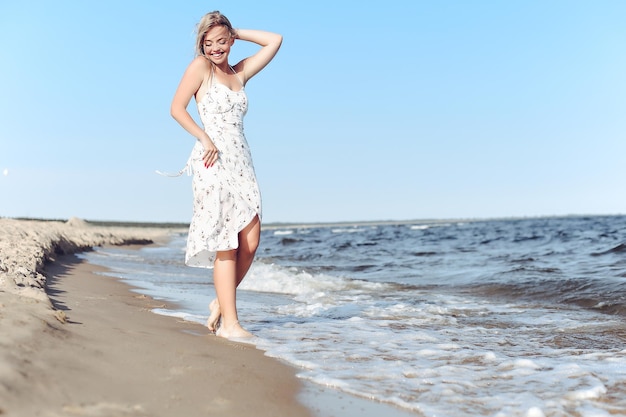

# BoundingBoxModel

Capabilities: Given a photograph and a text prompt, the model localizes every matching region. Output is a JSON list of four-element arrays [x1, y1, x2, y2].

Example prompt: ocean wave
[[460, 278, 626, 317], [240, 261, 393, 298], [591, 243, 626, 256]]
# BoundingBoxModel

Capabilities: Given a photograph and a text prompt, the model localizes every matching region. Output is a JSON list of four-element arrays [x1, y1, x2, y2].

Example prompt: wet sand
[[0, 218, 311, 417]]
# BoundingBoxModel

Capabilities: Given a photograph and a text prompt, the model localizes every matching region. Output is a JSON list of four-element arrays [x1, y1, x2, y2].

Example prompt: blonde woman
[[170, 11, 282, 339]]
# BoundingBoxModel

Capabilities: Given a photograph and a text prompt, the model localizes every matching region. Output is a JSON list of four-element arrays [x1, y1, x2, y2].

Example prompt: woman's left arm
[[234, 29, 283, 83]]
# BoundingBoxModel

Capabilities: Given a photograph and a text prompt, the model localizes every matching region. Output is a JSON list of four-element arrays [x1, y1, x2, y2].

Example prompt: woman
[[170, 11, 282, 339]]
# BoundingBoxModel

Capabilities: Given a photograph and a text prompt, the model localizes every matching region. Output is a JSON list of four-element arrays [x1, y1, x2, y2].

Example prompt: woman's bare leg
[[236, 215, 261, 286], [211, 215, 260, 338], [213, 249, 251, 338]]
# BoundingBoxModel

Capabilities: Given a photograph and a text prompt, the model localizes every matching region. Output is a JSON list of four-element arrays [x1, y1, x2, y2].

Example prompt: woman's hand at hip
[[201, 138, 220, 168]]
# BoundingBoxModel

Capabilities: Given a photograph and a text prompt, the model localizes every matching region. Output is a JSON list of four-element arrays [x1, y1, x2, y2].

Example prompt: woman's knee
[[248, 237, 260, 255], [240, 235, 259, 256], [240, 217, 261, 254]]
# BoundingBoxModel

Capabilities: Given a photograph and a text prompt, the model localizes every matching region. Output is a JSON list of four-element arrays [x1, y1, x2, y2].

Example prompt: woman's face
[[203, 25, 234, 64]]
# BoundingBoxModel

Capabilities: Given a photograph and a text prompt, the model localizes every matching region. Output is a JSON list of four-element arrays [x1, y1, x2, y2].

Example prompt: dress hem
[[185, 212, 260, 269]]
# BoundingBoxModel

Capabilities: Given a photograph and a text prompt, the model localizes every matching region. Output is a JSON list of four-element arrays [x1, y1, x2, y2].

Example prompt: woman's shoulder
[[189, 55, 212, 70], [182, 56, 212, 82]]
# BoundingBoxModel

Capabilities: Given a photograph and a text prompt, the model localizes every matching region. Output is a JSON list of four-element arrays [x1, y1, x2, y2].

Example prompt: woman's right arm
[[170, 57, 219, 168]]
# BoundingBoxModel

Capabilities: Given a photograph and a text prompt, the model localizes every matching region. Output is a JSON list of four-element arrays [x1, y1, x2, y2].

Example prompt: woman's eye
[[204, 39, 228, 48]]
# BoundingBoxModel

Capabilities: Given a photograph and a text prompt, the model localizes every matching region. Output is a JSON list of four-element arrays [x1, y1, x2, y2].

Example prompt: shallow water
[[82, 215, 626, 416]]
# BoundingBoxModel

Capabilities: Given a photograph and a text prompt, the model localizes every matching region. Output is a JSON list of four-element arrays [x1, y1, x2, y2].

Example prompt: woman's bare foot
[[216, 321, 253, 339], [207, 299, 221, 333]]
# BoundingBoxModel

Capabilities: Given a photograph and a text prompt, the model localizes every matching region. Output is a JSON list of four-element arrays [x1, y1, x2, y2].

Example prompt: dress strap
[[201, 63, 214, 92], [229, 65, 244, 88], [207, 65, 215, 87]]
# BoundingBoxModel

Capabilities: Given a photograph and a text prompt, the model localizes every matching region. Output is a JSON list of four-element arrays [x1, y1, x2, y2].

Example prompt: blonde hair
[[195, 11, 236, 56]]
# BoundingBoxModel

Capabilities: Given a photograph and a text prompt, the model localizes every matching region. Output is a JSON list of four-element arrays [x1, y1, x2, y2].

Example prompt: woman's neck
[[213, 62, 232, 74]]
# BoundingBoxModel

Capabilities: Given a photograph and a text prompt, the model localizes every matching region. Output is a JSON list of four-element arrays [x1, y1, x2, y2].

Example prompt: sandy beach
[[0, 218, 311, 417]]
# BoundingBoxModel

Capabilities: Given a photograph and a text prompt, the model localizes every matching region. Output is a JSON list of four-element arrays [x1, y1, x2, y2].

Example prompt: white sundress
[[184, 66, 261, 268]]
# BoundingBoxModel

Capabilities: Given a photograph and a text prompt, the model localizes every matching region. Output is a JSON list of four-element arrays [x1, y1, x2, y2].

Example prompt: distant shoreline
[[3, 213, 623, 230]]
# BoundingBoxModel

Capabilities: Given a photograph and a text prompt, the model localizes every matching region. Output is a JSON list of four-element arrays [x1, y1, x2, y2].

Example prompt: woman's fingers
[[203, 148, 219, 168]]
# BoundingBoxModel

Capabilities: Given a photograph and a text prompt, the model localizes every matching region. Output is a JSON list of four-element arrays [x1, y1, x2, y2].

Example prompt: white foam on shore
[[151, 308, 205, 325], [239, 262, 390, 298], [273, 230, 294, 235]]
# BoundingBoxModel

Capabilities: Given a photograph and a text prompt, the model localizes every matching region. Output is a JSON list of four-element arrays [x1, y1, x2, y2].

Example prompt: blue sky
[[1, 1, 625, 223]]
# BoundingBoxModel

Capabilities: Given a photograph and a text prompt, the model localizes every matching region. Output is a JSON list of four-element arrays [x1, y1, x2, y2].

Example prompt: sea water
[[81, 215, 626, 416]]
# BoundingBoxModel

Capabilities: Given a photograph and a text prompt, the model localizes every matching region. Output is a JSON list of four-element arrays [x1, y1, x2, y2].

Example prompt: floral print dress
[[185, 67, 261, 268]]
